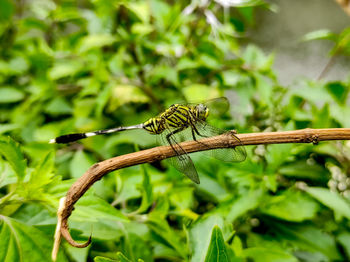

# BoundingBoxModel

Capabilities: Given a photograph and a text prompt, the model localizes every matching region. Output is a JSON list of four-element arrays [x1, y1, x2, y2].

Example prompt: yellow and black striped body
[[142, 104, 209, 134], [50, 97, 245, 185]]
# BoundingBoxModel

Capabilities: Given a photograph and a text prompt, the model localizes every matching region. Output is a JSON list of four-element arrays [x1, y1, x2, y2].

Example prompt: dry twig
[[52, 128, 350, 260]]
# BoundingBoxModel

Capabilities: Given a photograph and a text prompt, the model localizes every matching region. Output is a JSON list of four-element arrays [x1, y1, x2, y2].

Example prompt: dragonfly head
[[195, 103, 209, 120]]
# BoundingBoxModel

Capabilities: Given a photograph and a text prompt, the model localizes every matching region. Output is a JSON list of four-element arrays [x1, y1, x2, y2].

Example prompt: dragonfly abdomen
[[143, 117, 165, 134]]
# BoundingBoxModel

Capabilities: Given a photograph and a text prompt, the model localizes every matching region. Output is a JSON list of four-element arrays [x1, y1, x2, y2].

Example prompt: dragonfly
[[50, 97, 246, 184]]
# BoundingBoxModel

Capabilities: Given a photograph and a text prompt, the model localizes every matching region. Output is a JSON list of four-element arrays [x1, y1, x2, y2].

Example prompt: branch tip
[[61, 224, 92, 248]]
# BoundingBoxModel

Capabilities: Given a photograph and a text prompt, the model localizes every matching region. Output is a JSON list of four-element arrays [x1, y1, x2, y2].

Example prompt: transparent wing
[[203, 97, 230, 117], [186, 97, 230, 117], [193, 120, 246, 162], [158, 127, 200, 184]]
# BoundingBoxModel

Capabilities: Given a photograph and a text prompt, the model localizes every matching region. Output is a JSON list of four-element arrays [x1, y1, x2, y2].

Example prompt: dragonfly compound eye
[[195, 104, 208, 120]]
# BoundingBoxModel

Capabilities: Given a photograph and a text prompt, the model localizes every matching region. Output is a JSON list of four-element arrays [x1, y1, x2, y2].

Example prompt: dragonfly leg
[[166, 127, 185, 158], [191, 128, 197, 141], [192, 123, 209, 138], [190, 125, 208, 144], [190, 124, 212, 151]]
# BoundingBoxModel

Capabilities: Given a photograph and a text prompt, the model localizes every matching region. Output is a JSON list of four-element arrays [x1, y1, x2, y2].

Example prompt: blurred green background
[[1, 0, 350, 261]]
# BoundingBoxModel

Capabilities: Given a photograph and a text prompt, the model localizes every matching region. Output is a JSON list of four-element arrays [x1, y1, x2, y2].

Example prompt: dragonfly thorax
[[142, 103, 209, 135]]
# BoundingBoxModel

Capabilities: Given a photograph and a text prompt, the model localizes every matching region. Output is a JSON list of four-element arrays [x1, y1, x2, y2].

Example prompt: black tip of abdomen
[[54, 133, 87, 144]]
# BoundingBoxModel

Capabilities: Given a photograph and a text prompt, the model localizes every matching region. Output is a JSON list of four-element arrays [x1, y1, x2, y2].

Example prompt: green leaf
[[183, 84, 220, 102], [124, 2, 150, 23], [199, 54, 220, 69], [0, 137, 26, 181], [136, 165, 153, 213], [242, 247, 297, 262], [64, 242, 90, 262], [11, 203, 55, 226], [147, 196, 169, 220], [108, 85, 149, 111], [8, 56, 29, 75], [290, 81, 332, 104], [119, 233, 153, 262], [131, 23, 153, 35], [329, 103, 350, 127], [273, 223, 341, 260], [0, 87, 25, 103], [305, 187, 350, 220], [78, 34, 116, 53], [95, 85, 112, 118], [334, 27, 350, 55], [261, 190, 319, 222], [0, 216, 67, 261], [222, 70, 240, 86], [72, 195, 128, 223], [312, 104, 330, 128], [147, 216, 187, 258], [94, 256, 117, 262], [197, 175, 229, 202], [169, 186, 194, 211], [337, 232, 350, 259], [190, 216, 225, 262], [45, 97, 72, 116], [302, 29, 336, 42], [0, 123, 20, 135], [113, 170, 143, 205], [149, 0, 171, 30], [176, 57, 199, 70], [279, 161, 329, 181], [227, 189, 263, 222], [265, 143, 293, 171], [69, 150, 95, 178], [116, 252, 133, 262], [48, 61, 83, 80], [29, 151, 55, 188], [204, 226, 230, 262], [0, 0, 14, 22], [108, 47, 126, 75], [242, 45, 274, 71], [254, 73, 273, 106], [34, 123, 61, 143], [0, 161, 17, 188], [325, 81, 348, 104], [146, 65, 178, 85], [231, 236, 243, 257], [69, 195, 128, 241]]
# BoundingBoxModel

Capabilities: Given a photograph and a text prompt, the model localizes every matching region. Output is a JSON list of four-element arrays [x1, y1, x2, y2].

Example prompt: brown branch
[[54, 128, 350, 253]]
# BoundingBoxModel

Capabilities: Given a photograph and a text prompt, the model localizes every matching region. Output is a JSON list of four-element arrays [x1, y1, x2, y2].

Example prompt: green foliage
[[1, 0, 350, 261], [0, 137, 27, 181], [303, 27, 350, 56], [0, 216, 67, 262], [204, 226, 231, 262]]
